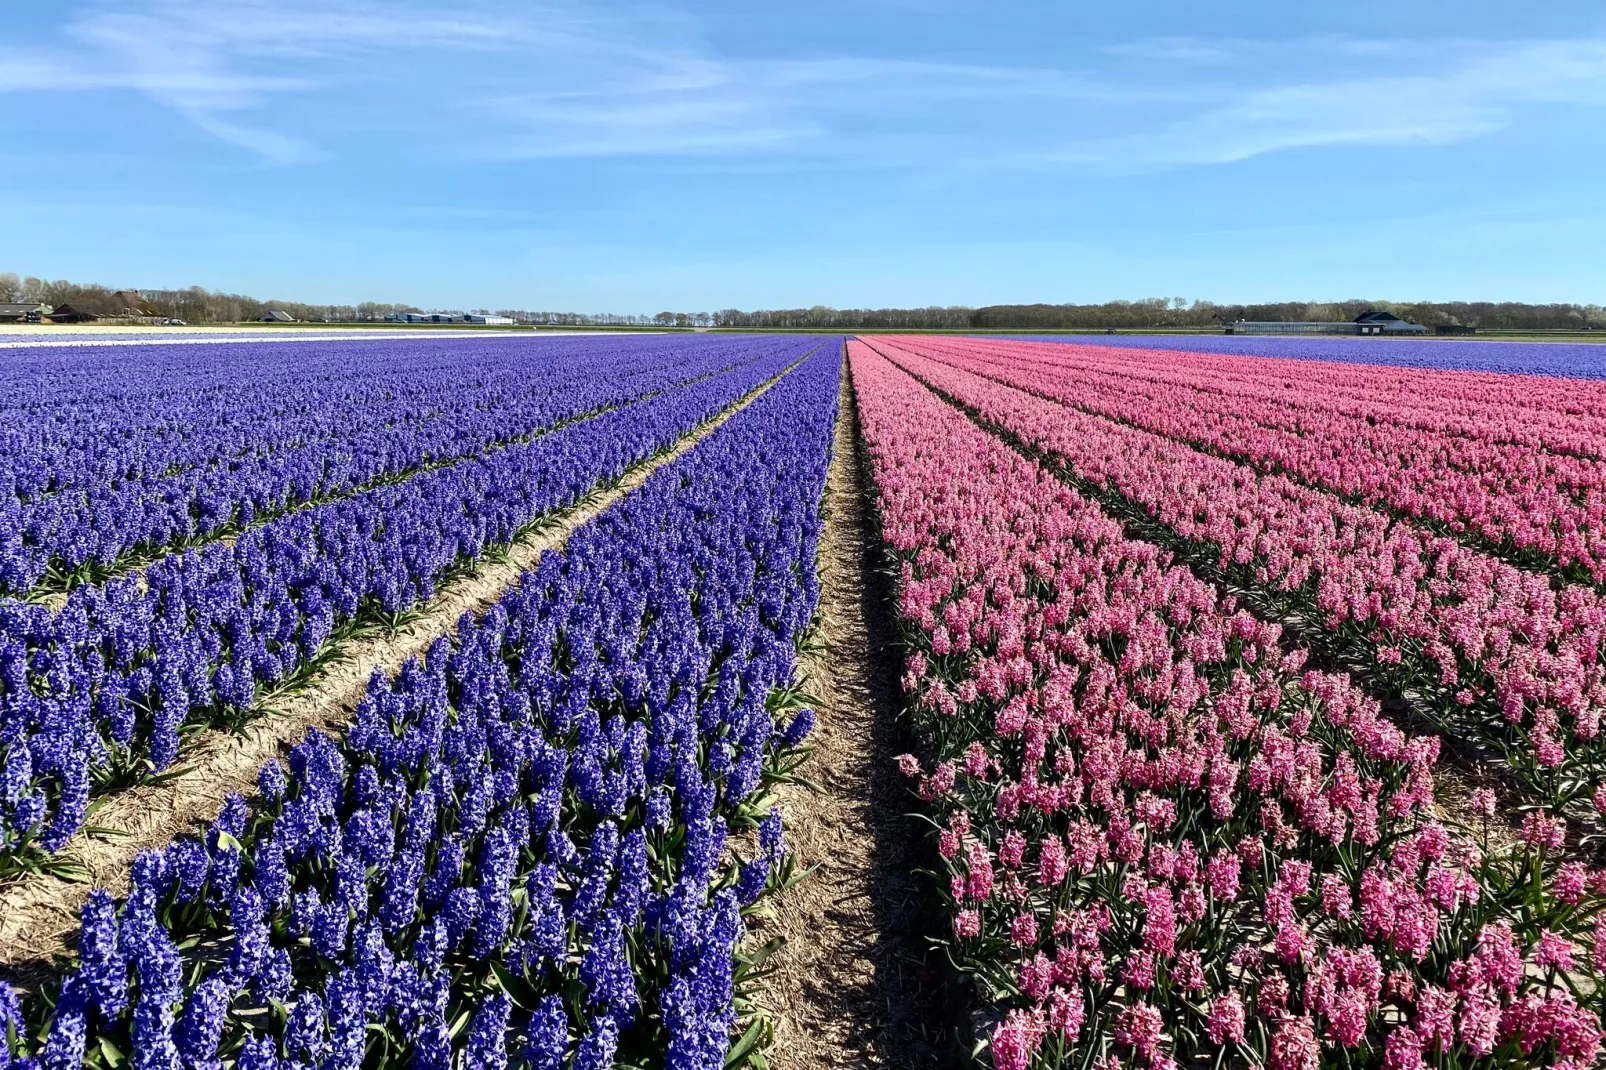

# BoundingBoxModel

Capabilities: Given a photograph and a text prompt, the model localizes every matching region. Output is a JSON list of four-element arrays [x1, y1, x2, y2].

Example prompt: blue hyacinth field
[[0, 333, 840, 1070]]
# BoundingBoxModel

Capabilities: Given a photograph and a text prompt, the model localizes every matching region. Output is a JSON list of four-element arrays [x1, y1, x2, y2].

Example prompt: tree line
[[3, 272, 1601, 331], [0, 273, 678, 326], [0, 274, 431, 324], [709, 299, 1606, 331]]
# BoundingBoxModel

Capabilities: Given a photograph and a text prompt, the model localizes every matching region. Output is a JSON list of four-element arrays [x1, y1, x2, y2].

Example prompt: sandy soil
[[0, 366, 793, 977], [754, 359, 962, 1069]]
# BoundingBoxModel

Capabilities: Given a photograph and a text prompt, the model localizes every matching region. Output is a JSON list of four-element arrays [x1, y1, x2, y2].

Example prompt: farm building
[[385, 311, 467, 323], [1354, 309, 1429, 335], [1227, 309, 1429, 335], [111, 290, 157, 316], [46, 303, 98, 323], [0, 303, 51, 323], [464, 314, 514, 324], [262, 310, 295, 322]]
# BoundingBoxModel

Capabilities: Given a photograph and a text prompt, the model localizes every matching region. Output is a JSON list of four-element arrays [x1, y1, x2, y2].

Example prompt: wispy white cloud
[[1, 0, 555, 162], [1002, 38, 1606, 173], [0, 0, 1196, 163], [4, 6, 1605, 173], [2, 2, 332, 162], [480, 55, 1171, 159], [1102, 37, 1240, 63]]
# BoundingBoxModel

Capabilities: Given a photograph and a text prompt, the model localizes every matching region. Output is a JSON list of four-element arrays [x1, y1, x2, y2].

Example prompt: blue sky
[[2, 0, 1604, 312]]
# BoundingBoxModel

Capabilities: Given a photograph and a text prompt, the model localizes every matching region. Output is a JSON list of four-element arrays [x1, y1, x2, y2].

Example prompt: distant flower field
[[4, 330, 1606, 1070], [1001, 332, 1606, 378]]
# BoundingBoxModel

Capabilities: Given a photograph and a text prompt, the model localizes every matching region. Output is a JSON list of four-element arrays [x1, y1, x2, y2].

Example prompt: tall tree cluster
[[0, 274, 427, 323], [2, 272, 1601, 330], [965, 298, 1606, 331]]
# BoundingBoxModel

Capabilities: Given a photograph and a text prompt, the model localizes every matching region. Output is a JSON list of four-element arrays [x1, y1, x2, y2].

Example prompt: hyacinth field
[[2, 330, 1606, 1070]]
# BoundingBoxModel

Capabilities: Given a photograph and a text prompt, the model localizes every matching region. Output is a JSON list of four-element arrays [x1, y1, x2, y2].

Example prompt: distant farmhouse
[[0, 290, 167, 325], [113, 290, 157, 316], [387, 311, 459, 323], [1353, 310, 1430, 335], [383, 311, 514, 324], [1226, 310, 1430, 336], [262, 310, 295, 322], [47, 303, 97, 323], [0, 303, 51, 323]]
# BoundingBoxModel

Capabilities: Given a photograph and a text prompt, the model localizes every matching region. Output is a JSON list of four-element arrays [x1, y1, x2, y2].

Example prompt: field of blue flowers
[[0, 335, 840, 1070]]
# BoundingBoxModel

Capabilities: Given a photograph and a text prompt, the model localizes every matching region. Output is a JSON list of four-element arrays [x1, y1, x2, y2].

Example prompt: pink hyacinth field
[[849, 335, 1606, 1070]]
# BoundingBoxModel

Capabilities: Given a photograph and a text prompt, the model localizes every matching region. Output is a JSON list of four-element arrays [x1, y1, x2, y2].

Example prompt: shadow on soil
[[841, 386, 973, 1070]]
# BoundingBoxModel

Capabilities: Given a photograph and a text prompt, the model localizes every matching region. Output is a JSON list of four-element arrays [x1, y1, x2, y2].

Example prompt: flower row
[[899, 336, 1606, 582], [0, 336, 610, 504], [863, 337, 1606, 808], [0, 344, 840, 1070], [1012, 333, 1606, 383], [0, 335, 748, 498], [0, 335, 805, 596], [986, 337, 1606, 451], [849, 340, 1605, 1070], [0, 340, 821, 866]]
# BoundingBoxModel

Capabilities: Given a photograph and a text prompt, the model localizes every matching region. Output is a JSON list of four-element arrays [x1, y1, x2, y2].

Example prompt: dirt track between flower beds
[[756, 359, 961, 1069], [0, 363, 801, 979]]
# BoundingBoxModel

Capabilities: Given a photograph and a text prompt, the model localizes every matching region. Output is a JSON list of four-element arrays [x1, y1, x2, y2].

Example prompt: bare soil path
[[0, 363, 802, 979], [756, 358, 962, 1069]]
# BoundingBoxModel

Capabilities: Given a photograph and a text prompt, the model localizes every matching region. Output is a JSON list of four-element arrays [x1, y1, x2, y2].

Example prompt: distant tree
[[4, 269, 1603, 331]]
